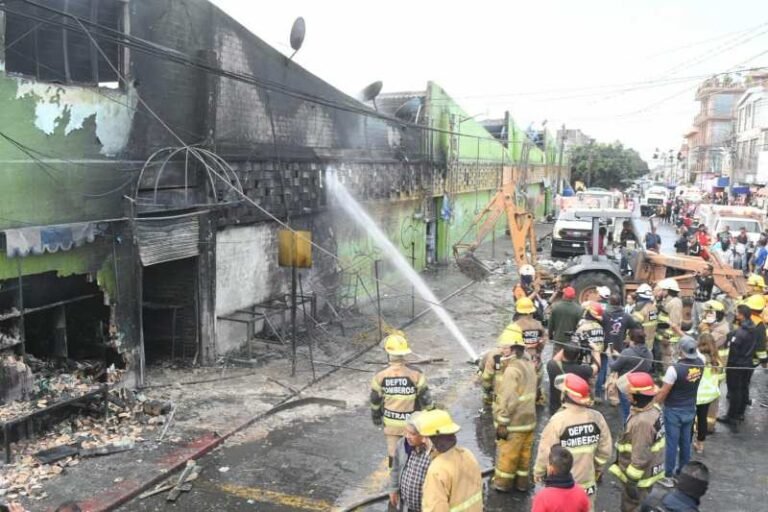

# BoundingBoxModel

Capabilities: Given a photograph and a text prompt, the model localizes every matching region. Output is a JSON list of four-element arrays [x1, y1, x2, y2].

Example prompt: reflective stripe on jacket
[[422, 446, 483, 512], [608, 404, 665, 488], [633, 300, 658, 348], [371, 361, 433, 435], [493, 356, 537, 432], [481, 347, 509, 395], [534, 403, 613, 496]]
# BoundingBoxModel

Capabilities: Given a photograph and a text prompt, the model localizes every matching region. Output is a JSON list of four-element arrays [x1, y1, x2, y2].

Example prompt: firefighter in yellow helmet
[[514, 297, 548, 404], [370, 333, 434, 464], [491, 323, 537, 493], [417, 410, 483, 512], [746, 273, 766, 296], [480, 323, 517, 408], [745, 295, 768, 409]]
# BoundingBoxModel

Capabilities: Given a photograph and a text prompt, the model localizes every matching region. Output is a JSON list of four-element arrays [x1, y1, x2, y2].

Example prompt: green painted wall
[[0, 75, 136, 230]]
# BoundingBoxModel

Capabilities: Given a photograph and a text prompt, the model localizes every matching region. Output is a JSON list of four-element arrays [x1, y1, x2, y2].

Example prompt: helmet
[[519, 264, 536, 277], [636, 283, 654, 300], [596, 286, 611, 300], [383, 334, 411, 356], [703, 299, 724, 313], [414, 409, 461, 437], [747, 274, 766, 289], [515, 297, 536, 314], [658, 278, 680, 292], [617, 372, 658, 396], [497, 323, 524, 347], [584, 301, 604, 321], [554, 373, 591, 405], [746, 294, 766, 312]]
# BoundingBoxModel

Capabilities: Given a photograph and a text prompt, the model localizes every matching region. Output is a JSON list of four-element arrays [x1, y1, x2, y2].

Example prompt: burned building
[[0, 0, 564, 393]]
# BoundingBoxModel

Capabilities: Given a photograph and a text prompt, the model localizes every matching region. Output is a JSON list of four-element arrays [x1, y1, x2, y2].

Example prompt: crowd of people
[[373, 261, 767, 512]]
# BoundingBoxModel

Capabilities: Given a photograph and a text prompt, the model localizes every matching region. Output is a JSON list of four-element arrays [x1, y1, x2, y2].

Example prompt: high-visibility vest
[[696, 365, 721, 405]]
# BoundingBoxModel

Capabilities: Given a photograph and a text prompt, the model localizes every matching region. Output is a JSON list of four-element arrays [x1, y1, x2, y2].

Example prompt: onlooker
[[531, 445, 591, 512], [389, 412, 432, 512], [674, 229, 688, 255], [545, 342, 600, 416], [654, 336, 704, 486], [603, 295, 641, 354], [692, 264, 714, 328], [644, 226, 661, 252], [640, 461, 709, 512], [548, 287, 583, 346], [609, 328, 653, 423], [751, 239, 767, 274]]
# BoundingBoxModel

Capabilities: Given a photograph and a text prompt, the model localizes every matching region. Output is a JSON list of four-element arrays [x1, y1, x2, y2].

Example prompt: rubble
[[0, 382, 171, 502]]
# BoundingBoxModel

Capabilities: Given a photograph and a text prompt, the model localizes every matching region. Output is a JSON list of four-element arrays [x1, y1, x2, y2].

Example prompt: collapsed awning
[[135, 213, 201, 266], [4, 222, 98, 258]]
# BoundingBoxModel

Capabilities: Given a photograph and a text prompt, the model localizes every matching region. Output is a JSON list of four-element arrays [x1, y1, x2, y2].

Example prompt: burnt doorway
[[141, 258, 199, 364], [425, 198, 438, 266]]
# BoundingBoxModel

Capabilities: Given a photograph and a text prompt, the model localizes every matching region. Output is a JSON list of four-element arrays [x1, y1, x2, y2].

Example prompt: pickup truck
[[640, 186, 668, 216]]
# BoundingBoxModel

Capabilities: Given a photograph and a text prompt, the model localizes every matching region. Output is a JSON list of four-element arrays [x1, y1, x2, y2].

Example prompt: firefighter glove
[[372, 413, 383, 427], [495, 424, 508, 440], [626, 482, 640, 501]]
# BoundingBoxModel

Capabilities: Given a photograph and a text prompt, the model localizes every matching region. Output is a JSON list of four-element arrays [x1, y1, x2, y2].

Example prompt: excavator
[[452, 166, 539, 280]]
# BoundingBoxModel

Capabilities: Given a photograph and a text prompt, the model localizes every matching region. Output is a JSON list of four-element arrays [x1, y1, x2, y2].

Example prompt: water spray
[[326, 170, 478, 361]]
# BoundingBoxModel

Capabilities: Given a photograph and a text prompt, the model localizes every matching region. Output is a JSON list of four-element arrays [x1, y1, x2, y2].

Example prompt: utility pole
[[557, 124, 566, 194], [586, 139, 595, 188]]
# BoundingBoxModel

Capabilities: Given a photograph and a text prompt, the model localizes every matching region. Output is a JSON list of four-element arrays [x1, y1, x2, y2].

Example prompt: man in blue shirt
[[752, 239, 767, 273]]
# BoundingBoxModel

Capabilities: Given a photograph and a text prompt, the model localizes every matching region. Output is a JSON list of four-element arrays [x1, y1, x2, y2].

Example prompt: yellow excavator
[[452, 167, 538, 279]]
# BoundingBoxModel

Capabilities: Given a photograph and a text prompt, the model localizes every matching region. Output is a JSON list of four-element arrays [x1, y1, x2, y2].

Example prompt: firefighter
[[574, 301, 606, 397], [631, 283, 658, 359], [655, 279, 684, 371], [515, 297, 548, 403], [417, 409, 483, 512], [746, 273, 765, 297], [699, 300, 730, 361], [534, 373, 613, 510], [515, 264, 544, 320], [609, 372, 666, 511], [746, 294, 768, 367], [480, 322, 518, 407], [491, 323, 537, 493], [698, 299, 729, 433], [370, 333, 434, 463]]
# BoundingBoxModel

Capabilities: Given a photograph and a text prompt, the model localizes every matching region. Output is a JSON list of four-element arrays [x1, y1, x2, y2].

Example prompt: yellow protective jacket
[[632, 300, 658, 349], [480, 347, 508, 397], [422, 445, 483, 512], [609, 403, 665, 488], [660, 296, 683, 343], [534, 403, 613, 496], [493, 356, 537, 432], [371, 361, 433, 435], [574, 319, 605, 353]]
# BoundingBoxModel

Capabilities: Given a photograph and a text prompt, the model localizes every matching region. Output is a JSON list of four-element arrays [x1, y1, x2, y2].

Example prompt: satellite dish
[[289, 17, 306, 60], [361, 81, 383, 102]]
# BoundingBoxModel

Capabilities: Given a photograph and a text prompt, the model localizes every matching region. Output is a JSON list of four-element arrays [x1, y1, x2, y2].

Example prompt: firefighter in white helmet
[[655, 278, 684, 370], [631, 283, 659, 362], [370, 333, 434, 464]]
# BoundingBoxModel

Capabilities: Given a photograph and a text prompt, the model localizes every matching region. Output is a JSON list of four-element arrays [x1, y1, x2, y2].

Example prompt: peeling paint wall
[[14, 81, 136, 156]]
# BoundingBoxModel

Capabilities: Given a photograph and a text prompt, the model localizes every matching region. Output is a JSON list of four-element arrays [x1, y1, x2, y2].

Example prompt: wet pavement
[[118, 225, 768, 512]]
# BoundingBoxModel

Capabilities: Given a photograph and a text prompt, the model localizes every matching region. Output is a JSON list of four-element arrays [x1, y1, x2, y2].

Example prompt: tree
[[568, 142, 649, 189]]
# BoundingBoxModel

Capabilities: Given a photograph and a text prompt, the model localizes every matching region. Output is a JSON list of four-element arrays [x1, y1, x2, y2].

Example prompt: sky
[[210, 0, 768, 163]]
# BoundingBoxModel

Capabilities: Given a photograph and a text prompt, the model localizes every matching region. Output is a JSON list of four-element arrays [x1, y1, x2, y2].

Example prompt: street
[[117, 230, 768, 512]]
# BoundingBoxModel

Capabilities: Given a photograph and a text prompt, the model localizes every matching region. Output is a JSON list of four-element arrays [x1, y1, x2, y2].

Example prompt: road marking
[[212, 482, 334, 511]]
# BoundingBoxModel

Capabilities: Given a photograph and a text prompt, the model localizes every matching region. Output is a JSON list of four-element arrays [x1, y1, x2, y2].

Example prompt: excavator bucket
[[455, 249, 493, 281]]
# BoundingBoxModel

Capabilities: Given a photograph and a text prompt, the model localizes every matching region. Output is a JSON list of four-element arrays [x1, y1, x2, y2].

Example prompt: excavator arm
[[453, 178, 537, 279]]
